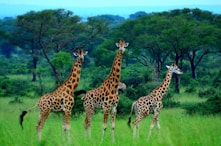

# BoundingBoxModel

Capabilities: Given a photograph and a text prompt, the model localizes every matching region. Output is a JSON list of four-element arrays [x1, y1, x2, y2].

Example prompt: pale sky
[[1, 0, 221, 18], [2, 0, 221, 7]]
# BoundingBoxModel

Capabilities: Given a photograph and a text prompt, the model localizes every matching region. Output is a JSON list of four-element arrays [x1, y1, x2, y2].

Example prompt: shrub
[[8, 97, 23, 104], [162, 90, 180, 108], [0, 76, 33, 97], [213, 70, 221, 88], [125, 86, 137, 100], [185, 78, 199, 93], [72, 96, 85, 115], [184, 92, 221, 115], [198, 88, 216, 98], [117, 94, 133, 114]]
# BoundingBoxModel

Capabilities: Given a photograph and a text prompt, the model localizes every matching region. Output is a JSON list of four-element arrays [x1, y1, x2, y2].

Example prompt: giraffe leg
[[36, 109, 50, 140], [111, 105, 117, 142], [148, 112, 159, 139], [156, 116, 161, 139], [102, 106, 111, 141], [132, 109, 148, 139], [62, 110, 72, 142], [132, 116, 143, 138], [84, 106, 94, 139], [133, 121, 140, 139]]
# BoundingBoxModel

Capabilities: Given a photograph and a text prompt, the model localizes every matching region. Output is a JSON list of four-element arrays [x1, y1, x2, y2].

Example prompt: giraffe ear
[[125, 42, 129, 47], [116, 43, 119, 47], [73, 52, 78, 57], [166, 65, 170, 69], [84, 51, 88, 56]]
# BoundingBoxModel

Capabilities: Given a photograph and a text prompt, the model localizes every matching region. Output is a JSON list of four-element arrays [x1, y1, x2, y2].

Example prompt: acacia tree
[[134, 15, 172, 80], [113, 15, 172, 80], [160, 16, 191, 92], [185, 22, 218, 79], [160, 9, 221, 91], [112, 8, 220, 93], [12, 12, 41, 81], [13, 9, 83, 84], [0, 18, 16, 58]]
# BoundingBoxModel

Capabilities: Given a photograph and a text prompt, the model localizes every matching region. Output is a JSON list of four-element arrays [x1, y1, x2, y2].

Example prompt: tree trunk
[[175, 74, 181, 93], [41, 47, 60, 87], [190, 61, 197, 79], [32, 57, 38, 81]]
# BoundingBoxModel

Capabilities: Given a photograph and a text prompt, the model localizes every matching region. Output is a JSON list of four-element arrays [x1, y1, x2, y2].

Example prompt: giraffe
[[127, 63, 183, 138], [74, 82, 126, 97], [19, 48, 88, 141], [81, 40, 128, 142], [117, 82, 127, 95]]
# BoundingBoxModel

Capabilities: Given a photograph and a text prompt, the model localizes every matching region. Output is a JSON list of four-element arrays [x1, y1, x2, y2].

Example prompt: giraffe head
[[115, 40, 129, 53], [117, 82, 127, 90], [73, 49, 88, 62], [166, 63, 183, 75]]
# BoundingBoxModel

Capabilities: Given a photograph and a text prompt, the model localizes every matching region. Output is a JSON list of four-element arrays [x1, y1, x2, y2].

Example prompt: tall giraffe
[[81, 40, 128, 141], [128, 63, 183, 138], [19, 49, 88, 141]]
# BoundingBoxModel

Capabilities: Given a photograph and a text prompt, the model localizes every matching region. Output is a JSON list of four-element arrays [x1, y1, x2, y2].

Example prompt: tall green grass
[[0, 97, 221, 146]]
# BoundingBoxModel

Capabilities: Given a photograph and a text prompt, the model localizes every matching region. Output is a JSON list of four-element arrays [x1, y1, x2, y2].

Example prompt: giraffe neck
[[57, 59, 83, 95], [153, 69, 173, 100], [103, 50, 123, 93]]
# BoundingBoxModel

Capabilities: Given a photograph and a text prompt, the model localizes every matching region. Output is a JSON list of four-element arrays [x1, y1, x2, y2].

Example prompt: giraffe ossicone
[[128, 63, 182, 139], [81, 40, 129, 142], [19, 48, 87, 141]]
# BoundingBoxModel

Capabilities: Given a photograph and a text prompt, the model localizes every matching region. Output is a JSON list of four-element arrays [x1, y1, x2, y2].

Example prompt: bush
[[8, 97, 23, 104], [125, 86, 137, 100], [180, 73, 194, 86], [0, 76, 33, 97], [72, 96, 85, 115], [213, 70, 221, 88], [185, 78, 199, 93], [198, 88, 216, 98], [117, 94, 133, 114], [124, 82, 157, 100], [184, 92, 221, 115], [162, 90, 180, 108]]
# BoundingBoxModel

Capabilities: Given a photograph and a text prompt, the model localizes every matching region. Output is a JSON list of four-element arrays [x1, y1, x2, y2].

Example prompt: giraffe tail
[[74, 89, 87, 96], [127, 101, 136, 128], [19, 102, 38, 130]]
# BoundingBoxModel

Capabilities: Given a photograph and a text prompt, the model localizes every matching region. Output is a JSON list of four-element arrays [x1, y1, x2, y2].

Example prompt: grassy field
[[0, 96, 221, 146]]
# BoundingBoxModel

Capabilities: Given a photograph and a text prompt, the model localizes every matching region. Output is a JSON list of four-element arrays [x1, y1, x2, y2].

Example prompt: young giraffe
[[81, 40, 128, 141], [128, 63, 183, 138], [19, 49, 88, 141]]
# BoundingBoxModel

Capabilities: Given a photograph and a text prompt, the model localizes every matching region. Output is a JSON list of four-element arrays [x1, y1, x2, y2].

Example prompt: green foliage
[[184, 93, 221, 115], [0, 56, 30, 75], [117, 94, 133, 114], [198, 88, 216, 98], [8, 97, 23, 104], [51, 51, 72, 80], [72, 96, 84, 114], [124, 86, 137, 100], [88, 66, 110, 88], [185, 78, 199, 93], [162, 91, 180, 108], [213, 70, 221, 88], [95, 14, 125, 28], [184, 67, 221, 115], [92, 39, 116, 67], [0, 76, 33, 97], [51, 51, 72, 68]]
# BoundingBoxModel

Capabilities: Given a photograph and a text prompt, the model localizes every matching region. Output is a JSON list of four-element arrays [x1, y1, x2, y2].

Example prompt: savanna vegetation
[[0, 8, 221, 145]]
